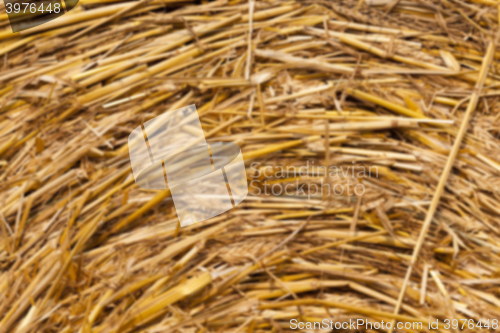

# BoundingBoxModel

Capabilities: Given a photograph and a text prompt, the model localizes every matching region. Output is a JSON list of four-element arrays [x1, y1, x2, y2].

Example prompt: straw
[[1, 0, 500, 332]]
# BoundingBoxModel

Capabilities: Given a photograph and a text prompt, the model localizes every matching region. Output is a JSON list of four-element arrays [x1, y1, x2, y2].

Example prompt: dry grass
[[1, 0, 500, 332]]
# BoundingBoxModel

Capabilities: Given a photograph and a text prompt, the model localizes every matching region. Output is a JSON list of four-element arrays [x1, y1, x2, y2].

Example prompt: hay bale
[[0, 0, 500, 332]]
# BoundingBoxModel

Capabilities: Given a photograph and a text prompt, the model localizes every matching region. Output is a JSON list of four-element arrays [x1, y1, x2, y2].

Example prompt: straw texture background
[[1, 0, 500, 332]]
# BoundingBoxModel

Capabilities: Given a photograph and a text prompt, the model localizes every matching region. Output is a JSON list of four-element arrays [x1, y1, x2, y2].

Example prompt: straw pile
[[1, 0, 500, 332]]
